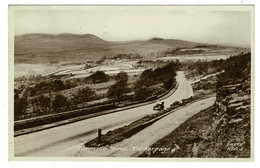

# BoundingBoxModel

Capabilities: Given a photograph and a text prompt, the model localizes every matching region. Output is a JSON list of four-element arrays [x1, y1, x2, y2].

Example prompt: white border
[[1, 0, 259, 168]]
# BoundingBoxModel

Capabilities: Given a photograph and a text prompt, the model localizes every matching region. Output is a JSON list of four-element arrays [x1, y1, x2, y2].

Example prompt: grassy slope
[[139, 53, 251, 158], [139, 106, 216, 158], [15, 33, 110, 63], [15, 33, 202, 64]]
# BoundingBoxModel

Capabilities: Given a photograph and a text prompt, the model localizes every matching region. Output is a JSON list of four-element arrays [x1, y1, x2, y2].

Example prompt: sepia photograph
[[9, 5, 254, 160]]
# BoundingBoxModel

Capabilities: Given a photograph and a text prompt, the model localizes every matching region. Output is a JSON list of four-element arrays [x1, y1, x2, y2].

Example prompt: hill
[[15, 33, 110, 63], [14, 33, 206, 64]]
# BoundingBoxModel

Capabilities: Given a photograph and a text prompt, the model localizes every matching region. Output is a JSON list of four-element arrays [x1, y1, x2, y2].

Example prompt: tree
[[31, 95, 51, 114], [38, 95, 51, 113], [115, 71, 128, 84], [222, 52, 251, 79], [77, 87, 95, 104], [89, 71, 108, 83], [14, 97, 28, 118], [138, 69, 154, 86], [153, 61, 178, 82], [108, 71, 129, 103], [163, 76, 175, 90], [71, 95, 82, 108], [52, 94, 68, 112], [194, 60, 209, 74], [134, 86, 151, 101], [52, 79, 65, 91]]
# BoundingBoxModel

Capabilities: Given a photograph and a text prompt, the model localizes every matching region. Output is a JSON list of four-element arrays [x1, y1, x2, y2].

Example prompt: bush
[[73, 87, 96, 105], [108, 72, 129, 103], [14, 97, 28, 119], [134, 86, 152, 101], [52, 94, 69, 112], [88, 71, 108, 83], [135, 61, 179, 96], [28, 79, 73, 96], [216, 52, 251, 88], [31, 95, 51, 114]]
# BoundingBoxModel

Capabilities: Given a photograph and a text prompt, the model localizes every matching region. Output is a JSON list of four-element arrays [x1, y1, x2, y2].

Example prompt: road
[[14, 71, 194, 157], [190, 70, 224, 84], [75, 96, 216, 157]]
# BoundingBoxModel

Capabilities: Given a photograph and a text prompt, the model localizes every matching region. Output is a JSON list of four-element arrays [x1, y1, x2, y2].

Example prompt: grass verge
[[139, 106, 215, 157]]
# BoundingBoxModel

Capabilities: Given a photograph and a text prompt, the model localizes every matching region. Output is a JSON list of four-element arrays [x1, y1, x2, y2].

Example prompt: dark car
[[153, 101, 164, 110]]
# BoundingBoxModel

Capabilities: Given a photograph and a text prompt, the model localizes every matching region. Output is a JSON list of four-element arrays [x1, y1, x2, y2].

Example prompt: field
[[14, 57, 174, 121], [14, 33, 250, 125], [15, 33, 249, 64]]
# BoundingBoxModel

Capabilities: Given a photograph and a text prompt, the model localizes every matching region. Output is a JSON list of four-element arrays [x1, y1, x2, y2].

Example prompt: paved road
[[14, 71, 194, 157], [74, 96, 216, 157]]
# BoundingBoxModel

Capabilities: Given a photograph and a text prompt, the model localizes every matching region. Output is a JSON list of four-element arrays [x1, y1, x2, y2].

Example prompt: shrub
[[89, 71, 108, 83]]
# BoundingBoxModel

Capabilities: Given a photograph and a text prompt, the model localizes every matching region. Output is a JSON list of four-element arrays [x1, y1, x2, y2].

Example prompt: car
[[170, 100, 182, 107], [153, 101, 164, 110]]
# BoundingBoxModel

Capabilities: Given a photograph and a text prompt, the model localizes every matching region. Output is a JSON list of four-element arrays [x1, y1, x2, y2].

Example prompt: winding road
[[75, 96, 216, 157], [14, 71, 194, 157]]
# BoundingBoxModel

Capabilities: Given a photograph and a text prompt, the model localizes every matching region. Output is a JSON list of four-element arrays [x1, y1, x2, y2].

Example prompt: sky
[[13, 6, 253, 46]]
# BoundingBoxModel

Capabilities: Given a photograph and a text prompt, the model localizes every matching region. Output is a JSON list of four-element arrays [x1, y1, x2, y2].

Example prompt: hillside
[[14, 33, 206, 64], [139, 52, 251, 158], [15, 33, 109, 63]]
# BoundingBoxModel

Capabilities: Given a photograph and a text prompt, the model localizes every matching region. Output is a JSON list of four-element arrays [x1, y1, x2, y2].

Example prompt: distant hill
[[14, 33, 242, 64], [15, 33, 109, 63]]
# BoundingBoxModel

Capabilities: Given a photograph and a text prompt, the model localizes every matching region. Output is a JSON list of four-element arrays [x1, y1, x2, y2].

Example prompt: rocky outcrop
[[211, 77, 251, 157]]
